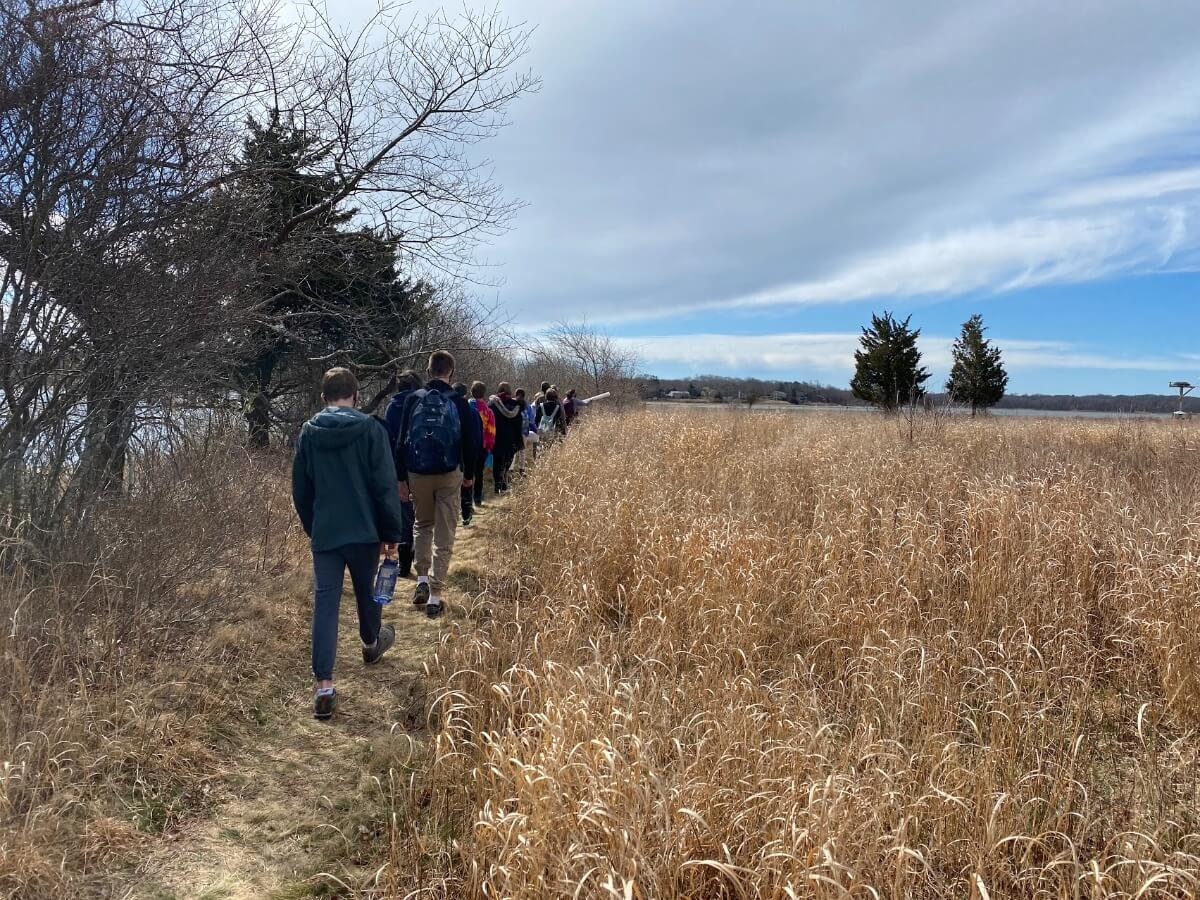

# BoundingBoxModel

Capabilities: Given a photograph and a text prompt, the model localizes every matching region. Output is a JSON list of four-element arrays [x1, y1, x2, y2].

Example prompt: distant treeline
[[641, 376, 864, 405], [642, 375, 1197, 414]]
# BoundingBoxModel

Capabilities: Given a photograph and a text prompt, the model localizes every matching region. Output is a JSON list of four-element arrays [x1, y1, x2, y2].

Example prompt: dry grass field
[[419, 409, 1200, 898], [7, 410, 1200, 898]]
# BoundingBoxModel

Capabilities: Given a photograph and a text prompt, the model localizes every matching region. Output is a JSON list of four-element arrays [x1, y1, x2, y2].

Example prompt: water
[[991, 408, 1172, 420], [646, 400, 1177, 421], [373, 557, 399, 605]]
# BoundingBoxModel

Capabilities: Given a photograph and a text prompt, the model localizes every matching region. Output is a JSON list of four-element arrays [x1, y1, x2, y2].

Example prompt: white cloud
[[624, 333, 860, 374], [623, 333, 1196, 378], [1046, 166, 1200, 210]]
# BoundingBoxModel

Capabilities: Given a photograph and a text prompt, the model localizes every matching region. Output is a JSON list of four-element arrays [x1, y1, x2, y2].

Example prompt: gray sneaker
[[362, 624, 396, 665], [412, 582, 431, 606]]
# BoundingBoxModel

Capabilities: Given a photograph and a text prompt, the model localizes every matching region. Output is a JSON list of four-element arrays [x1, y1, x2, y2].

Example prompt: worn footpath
[[128, 494, 509, 900]]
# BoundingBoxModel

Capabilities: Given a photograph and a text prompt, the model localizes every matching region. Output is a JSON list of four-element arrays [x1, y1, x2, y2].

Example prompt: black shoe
[[412, 582, 430, 606], [363, 624, 396, 665], [426, 599, 444, 619], [313, 689, 337, 720], [398, 546, 413, 579]]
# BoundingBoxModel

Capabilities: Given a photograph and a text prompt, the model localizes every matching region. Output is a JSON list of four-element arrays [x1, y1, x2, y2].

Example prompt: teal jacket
[[292, 406, 405, 552]]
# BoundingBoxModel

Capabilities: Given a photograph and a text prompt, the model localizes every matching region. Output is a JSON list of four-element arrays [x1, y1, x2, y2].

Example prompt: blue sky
[[346, 1, 1200, 394]]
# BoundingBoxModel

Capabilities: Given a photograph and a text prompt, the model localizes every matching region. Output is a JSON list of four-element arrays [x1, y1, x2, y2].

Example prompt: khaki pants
[[410, 470, 463, 592]]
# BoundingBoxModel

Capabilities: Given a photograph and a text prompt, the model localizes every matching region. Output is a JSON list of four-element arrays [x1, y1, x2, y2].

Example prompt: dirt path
[[127, 494, 509, 900]]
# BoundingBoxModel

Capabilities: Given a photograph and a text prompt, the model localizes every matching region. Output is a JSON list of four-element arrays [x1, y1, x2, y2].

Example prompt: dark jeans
[[311, 542, 381, 681], [399, 499, 414, 547], [472, 451, 487, 504], [493, 445, 515, 492]]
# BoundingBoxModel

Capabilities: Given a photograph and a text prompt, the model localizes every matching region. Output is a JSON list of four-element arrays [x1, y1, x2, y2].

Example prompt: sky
[[349, 1, 1200, 394]]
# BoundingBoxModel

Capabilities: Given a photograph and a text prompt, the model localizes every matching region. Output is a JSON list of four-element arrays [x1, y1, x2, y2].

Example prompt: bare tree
[[530, 322, 640, 400], [0, 0, 535, 544], [0, 0, 280, 538]]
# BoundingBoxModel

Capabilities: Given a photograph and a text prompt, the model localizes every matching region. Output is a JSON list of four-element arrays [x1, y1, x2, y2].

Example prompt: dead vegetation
[[411, 410, 1200, 898], [0, 430, 302, 899]]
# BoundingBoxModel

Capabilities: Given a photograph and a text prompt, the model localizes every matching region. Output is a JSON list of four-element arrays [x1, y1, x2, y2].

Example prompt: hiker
[[488, 381, 524, 493], [452, 382, 475, 527], [470, 381, 496, 505], [292, 367, 404, 720], [537, 387, 568, 438], [394, 351, 480, 618], [515, 387, 536, 471], [382, 370, 423, 577], [533, 380, 551, 406], [563, 388, 579, 426]]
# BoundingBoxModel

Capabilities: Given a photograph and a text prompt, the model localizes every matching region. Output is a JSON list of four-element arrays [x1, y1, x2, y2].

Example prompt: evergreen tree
[[218, 112, 434, 445], [850, 311, 930, 411], [946, 314, 1008, 415]]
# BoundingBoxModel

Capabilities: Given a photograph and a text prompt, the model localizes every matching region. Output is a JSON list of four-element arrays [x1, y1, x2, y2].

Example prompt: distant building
[[771, 390, 788, 401], [666, 390, 690, 400]]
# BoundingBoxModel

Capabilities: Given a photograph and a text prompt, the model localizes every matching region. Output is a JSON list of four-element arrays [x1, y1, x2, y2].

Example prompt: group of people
[[291, 350, 581, 719]]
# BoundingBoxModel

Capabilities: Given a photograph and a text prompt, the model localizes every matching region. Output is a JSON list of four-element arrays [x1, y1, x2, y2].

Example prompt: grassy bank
[[417, 410, 1200, 898], [0, 436, 301, 898]]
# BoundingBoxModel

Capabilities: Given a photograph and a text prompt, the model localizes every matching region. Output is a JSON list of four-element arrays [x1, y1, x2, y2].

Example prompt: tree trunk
[[246, 391, 271, 450], [363, 374, 398, 414], [82, 382, 133, 498]]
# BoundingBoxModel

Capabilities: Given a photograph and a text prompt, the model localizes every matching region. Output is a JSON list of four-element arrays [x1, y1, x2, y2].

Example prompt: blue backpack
[[405, 389, 461, 474]]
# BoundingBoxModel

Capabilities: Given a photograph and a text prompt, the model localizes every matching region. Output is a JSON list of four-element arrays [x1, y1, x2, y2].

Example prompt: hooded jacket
[[489, 392, 525, 454], [292, 406, 405, 552]]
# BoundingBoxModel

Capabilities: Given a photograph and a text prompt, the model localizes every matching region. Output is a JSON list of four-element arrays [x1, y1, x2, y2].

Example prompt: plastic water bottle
[[373, 556, 399, 605]]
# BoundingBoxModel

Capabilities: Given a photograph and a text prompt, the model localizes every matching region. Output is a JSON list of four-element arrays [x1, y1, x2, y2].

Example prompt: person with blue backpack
[[394, 350, 480, 618], [292, 367, 405, 720]]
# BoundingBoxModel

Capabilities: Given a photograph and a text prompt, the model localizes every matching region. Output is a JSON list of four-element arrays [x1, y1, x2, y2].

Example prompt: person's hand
[[381, 542, 397, 555], [398, 481, 411, 502], [462, 477, 474, 489]]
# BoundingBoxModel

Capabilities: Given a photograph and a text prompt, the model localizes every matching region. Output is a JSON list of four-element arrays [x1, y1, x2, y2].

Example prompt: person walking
[[537, 387, 568, 439], [394, 351, 480, 618], [382, 370, 422, 577], [470, 381, 496, 504], [533, 381, 551, 407], [515, 387, 535, 471], [452, 382, 475, 527], [292, 367, 404, 720], [488, 381, 523, 493], [563, 389, 579, 426]]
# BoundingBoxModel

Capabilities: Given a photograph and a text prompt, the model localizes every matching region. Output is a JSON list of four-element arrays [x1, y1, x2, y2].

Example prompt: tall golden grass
[[419, 410, 1200, 899]]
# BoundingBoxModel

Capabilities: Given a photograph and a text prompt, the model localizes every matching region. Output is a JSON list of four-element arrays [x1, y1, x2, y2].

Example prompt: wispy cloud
[[1046, 166, 1200, 210], [595, 203, 1199, 325]]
